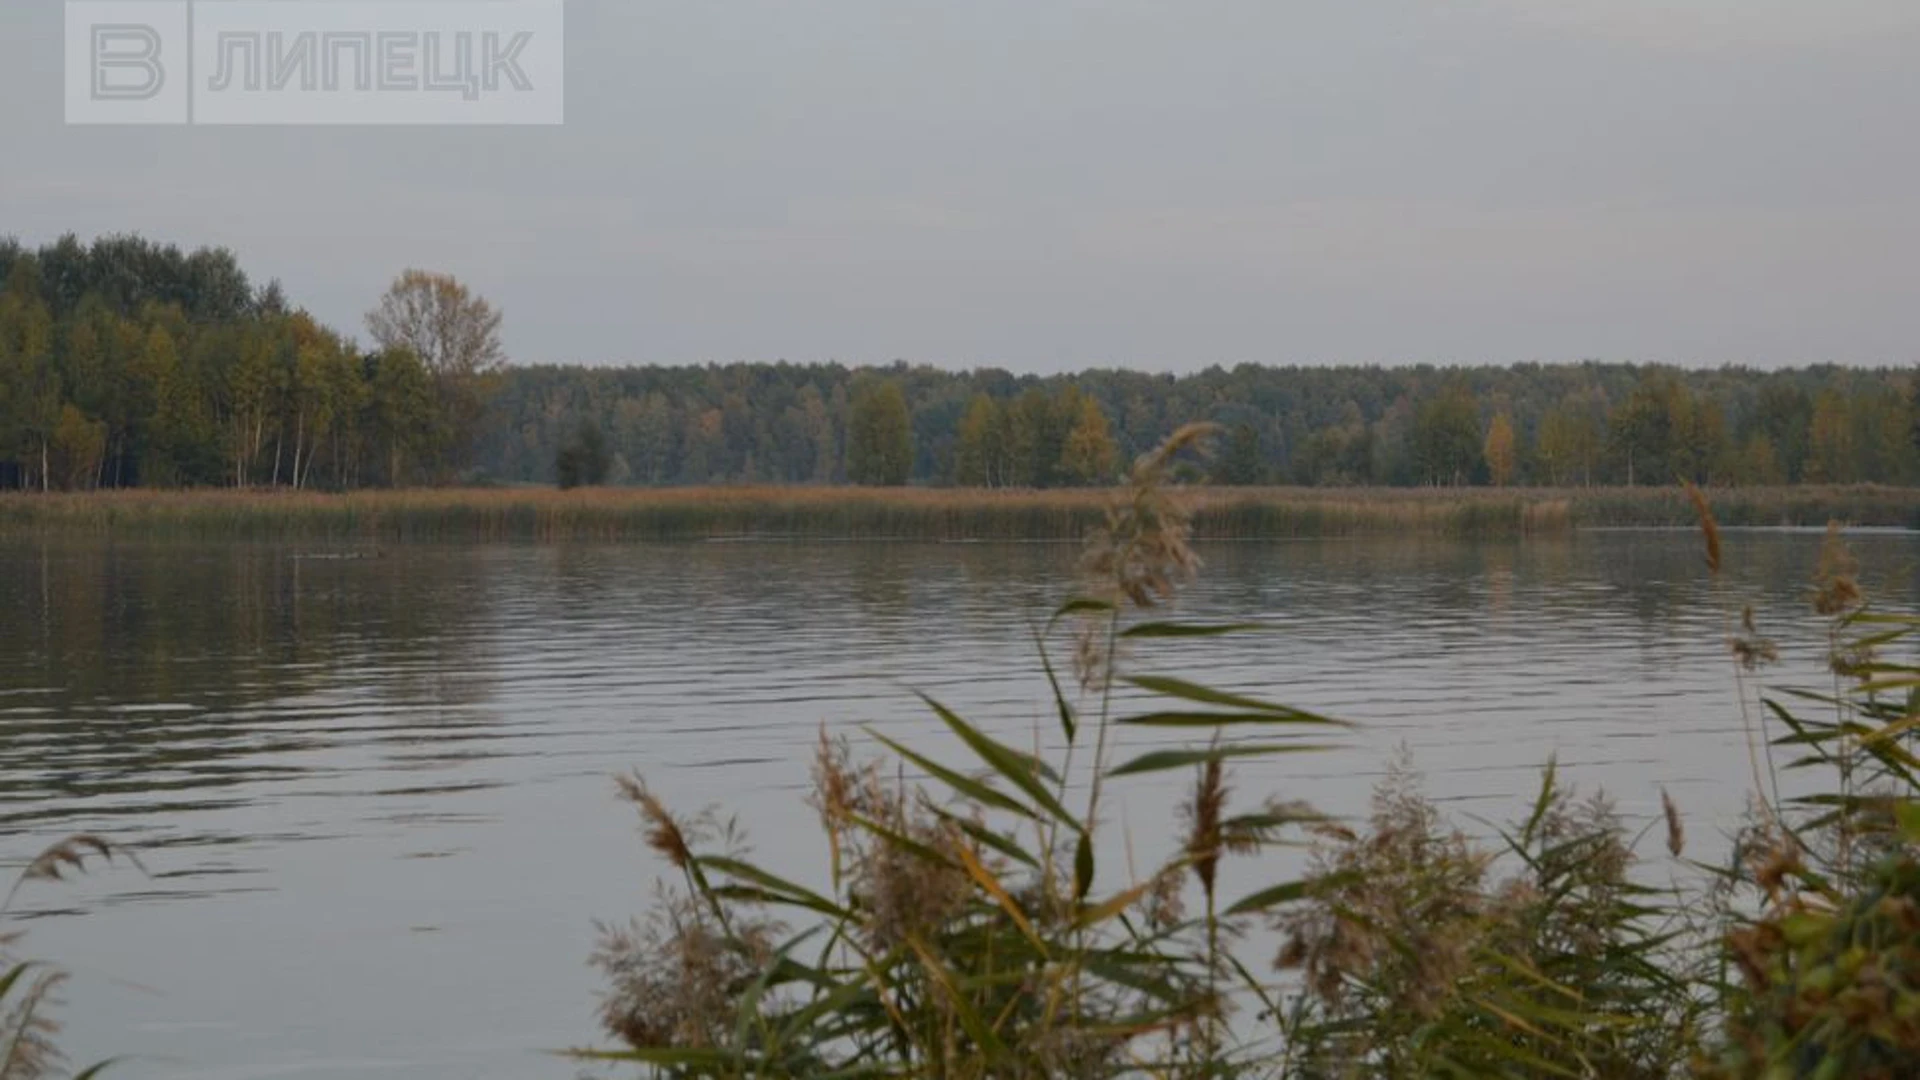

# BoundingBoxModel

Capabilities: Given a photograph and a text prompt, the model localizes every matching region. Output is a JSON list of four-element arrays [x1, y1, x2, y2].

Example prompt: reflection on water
[[1, 546, 502, 859], [0, 532, 1915, 1078]]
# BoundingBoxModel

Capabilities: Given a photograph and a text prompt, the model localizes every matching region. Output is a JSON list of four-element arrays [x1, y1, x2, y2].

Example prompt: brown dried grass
[[5, 483, 1913, 541]]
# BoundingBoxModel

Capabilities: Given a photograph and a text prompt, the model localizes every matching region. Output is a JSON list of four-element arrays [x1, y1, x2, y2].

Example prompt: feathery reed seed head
[[615, 773, 693, 871], [1183, 758, 1228, 901], [1662, 788, 1686, 858], [1814, 521, 1863, 617], [1685, 481, 1722, 576]]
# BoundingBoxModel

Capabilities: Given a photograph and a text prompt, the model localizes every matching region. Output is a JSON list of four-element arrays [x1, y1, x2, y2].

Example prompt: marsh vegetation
[[582, 432, 1920, 1078], [7, 483, 1920, 542]]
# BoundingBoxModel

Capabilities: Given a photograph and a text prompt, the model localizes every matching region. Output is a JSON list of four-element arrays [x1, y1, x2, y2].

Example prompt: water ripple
[[0, 532, 1911, 1078]]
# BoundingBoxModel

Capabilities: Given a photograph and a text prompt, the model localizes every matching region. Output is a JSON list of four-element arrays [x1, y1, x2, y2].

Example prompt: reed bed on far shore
[[0, 484, 1916, 542]]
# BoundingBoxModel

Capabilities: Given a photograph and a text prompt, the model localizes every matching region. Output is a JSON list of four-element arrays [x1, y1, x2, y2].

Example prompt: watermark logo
[[67, 3, 191, 122], [91, 24, 167, 99], [65, 1, 564, 125]]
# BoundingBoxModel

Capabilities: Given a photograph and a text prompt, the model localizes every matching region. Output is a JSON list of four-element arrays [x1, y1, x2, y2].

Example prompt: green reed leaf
[[1225, 871, 1359, 916], [567, 1047, 737, 1065], [1120, 621, 1266, 639], [1843, 635, 1918, 654], [1221, 807, 1326, 834], [1125, 675, 1352, 730], [1224, 949, 1284, 1028], [1084, 955, 1188, 1004], [1118, 709, 1347, 728], [697, 856, 850, 919], [1032, 627, 1077, 745], [1776, 687, 1846, 708], [1520, 757, 1559, 848], [1764, 699, 1841, 767], [0, 961, 32, 1004], [933, 809, 1040, 870], [1074, 832, 1095, 901], [773, 975, 891, 1055], [917, 692, 1080, 831], [868, 729, 1035, 819], [1106, 743, 1334, 778], [1847, 612, 1920, 628], [1126, 674, 1313, 714], [844, 810, 958, 868], [1052, 597, 1115, 624]]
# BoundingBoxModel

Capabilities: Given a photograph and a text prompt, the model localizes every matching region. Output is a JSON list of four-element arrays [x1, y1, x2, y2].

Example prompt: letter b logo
[[66, 2, 189, 123], [92, 25, 165, 99]]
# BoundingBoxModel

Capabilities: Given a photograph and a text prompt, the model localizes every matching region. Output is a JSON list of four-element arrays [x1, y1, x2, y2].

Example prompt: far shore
[[1, 484, 1916, 542]]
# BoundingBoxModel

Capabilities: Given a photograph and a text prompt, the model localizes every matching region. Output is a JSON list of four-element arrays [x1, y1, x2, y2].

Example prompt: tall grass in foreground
[[2, 484, 1919, 542], [0, 837, 139, 1080], [582, 440, 1920, 1077], [580, 425, 1356, 1077]]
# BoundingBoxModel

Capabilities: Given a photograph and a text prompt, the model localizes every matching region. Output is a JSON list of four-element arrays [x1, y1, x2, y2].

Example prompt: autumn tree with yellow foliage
[[1484, 412, 1517, 487]]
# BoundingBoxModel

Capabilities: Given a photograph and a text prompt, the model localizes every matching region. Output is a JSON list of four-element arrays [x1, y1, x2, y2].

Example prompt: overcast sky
[[3, 0, 1917, 372]]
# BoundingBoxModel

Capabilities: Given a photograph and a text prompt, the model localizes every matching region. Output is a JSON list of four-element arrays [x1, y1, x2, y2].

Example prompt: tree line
[[0, 235, 502, 490], [491, 360, 1920, 490], [4, 236, 1918, 491]]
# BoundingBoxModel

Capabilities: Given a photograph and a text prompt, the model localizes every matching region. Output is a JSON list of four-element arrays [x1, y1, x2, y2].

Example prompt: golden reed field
[[2, 484, 1918, 541]]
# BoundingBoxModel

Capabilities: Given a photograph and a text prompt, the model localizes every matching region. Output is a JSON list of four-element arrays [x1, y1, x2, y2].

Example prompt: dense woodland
[[0, 236, 497, 491], [3, 235, 1918, 490]]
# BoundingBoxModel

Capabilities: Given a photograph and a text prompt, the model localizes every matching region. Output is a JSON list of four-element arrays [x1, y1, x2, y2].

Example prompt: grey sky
[[2, 0, 1917, 373]]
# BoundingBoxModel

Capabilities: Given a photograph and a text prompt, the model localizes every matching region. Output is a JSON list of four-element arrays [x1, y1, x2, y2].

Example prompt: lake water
[[1, 531, 1914, 1078]]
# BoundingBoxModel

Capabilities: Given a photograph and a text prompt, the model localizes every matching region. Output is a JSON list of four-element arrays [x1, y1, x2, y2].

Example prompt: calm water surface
[[1, 532, 1915, 1078]]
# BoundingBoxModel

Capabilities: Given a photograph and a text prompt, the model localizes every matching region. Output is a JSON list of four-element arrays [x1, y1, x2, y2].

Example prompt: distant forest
[[2, 235, 1916, 490]]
